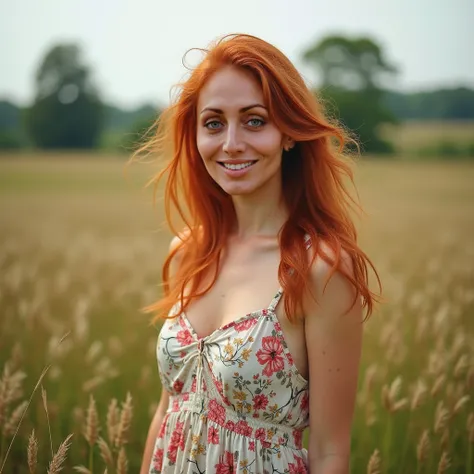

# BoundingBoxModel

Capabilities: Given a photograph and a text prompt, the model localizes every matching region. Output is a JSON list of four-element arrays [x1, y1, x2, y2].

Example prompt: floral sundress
[[149, 239, 311, 473]]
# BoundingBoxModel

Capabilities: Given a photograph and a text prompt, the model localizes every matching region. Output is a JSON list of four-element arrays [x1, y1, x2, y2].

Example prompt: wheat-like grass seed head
[[453, 395, 470, 415], [106, 398, 119, 446], [47, 433, 73, 474], [73, 466, 92, 474], [84, 394, 99, 447], [431, 375, 446, 398], [416, 429, 430, 465], [116, 447, 128, 474], [434, 401, 449, 435], [3, 400, 27, 437], [97, 436, 114, 466], [436, 451, 451, 474], [367, 448, 381, 474], [411, 379, 427, 411], [115, 392, 133, 448], [27, 429, 38, 474]]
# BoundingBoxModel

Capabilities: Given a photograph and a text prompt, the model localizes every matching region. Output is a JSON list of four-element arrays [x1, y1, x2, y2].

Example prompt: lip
[[217, 160, 257, 177], [217, 159, 257, 165]]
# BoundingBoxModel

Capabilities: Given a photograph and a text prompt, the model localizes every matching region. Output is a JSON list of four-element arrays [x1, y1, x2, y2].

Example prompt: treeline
[[1, 36, 473, 157], [3, 87, 473, 137], [383, 88, 474, 120]]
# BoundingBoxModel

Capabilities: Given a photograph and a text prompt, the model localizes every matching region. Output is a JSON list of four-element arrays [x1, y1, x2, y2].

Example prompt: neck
[[230, 179, 288, 239]]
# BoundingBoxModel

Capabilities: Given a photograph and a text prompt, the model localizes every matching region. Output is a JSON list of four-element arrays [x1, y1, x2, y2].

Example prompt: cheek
[[196, 131, 217, 162]]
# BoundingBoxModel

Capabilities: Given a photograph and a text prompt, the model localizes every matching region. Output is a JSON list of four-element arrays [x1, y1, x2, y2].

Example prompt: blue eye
[[247, 118, 265, 127], [205, 120, 222, 130]]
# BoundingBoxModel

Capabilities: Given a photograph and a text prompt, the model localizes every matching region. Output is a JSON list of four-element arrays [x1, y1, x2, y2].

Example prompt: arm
[[303, 249, 363, 474], [140, 234, 185, 473]]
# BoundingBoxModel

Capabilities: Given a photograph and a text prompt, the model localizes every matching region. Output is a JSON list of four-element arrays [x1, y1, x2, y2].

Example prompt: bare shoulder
[[304, 239, 361, 324]]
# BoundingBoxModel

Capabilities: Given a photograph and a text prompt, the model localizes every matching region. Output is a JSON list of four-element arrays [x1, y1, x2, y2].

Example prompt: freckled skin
[[196, 65, 287, 197]]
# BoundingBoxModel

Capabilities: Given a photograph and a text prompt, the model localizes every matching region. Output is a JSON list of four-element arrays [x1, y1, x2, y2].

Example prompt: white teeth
[[222, 161, 255, 170]]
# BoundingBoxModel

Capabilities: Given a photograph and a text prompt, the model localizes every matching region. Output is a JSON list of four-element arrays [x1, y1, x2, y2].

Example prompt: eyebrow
[[199, 104, 267, 115]]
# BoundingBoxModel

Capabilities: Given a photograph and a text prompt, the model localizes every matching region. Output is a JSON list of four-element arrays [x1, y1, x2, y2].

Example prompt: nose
[[222, 124, 245, 155]]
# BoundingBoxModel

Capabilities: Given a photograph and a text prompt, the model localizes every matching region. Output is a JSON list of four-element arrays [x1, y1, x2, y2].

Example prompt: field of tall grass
[[0, 153, 473, 473]]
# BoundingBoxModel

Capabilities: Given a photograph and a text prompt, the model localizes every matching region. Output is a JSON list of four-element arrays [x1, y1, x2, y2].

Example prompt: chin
[[219, 183, 257, 196]]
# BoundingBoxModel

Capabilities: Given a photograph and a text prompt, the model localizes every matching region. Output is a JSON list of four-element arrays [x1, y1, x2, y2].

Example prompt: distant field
[[0, 153, 473, 473], [380, 120, 474, 154]]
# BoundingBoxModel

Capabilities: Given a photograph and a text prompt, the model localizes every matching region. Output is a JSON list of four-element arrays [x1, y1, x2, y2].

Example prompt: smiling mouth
[[217, 161, 257, 171]]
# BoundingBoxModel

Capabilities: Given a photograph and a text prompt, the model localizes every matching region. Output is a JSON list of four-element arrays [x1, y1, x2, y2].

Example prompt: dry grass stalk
[[382, 376, 407, 413], [106, 398, 119, 445], [0, 362, 26, 427], [453, 354, 468, 377], [434, 401, 450, 435], [365, 400, 377, 427], [0, 363, 51, 473], [84, 394, 99, 447], [3, 400, 27, 437], [116, 447, 128, 474], [115, 392, 133, 448], [467, 412, 474, 443], [47, 433, 73, 474], [27, 429, 38, 474], [73, 467, 92, 474], [97, 437, 114, 466], [440, 428, 449, 450], [416, 429, 430, 465], [467, 367, 474, 391], [436, 451, 451, 474], [41, 385, 54, 457], [431, 375, 446, 398], [411, 379, 427, 411], [453, 395, 470, 415], [367, 448, 381, 474]]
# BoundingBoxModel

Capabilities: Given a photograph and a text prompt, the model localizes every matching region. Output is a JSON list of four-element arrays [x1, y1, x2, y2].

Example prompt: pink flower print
[[225, 420, 235, 431], [234, 420, 252, 436], [211, 373, 224, 396], [255, 427, 266, 442], [256, 336, 285, 376], [215, 450, 237, 474], [157, 414, 168, 439], [300, 392, 309, 412], [288, 455, 307, 474], [176, 329, 193, 346], [208, 399, 226, 425], [208, 426, 220, 444], [191, 376, 197, 393], [252, 393, 269, 411], [171, 398, 180, 411], [173, 379, 184, 393], [153, 448, 164, 471], [234, 317, 258, 332], [293, 429, 302, 448]]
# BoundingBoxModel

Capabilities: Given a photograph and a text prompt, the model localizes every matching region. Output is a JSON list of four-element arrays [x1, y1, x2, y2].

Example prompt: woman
[[136, 33, 381, 474]]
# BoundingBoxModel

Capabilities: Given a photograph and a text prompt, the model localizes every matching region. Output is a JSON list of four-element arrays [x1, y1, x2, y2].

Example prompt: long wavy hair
[[132, 33, 382, 324]]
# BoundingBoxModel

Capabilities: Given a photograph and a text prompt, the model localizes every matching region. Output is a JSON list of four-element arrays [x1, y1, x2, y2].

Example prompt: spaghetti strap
[[267, 233, 313, 313], [267, 287, 284, 312]]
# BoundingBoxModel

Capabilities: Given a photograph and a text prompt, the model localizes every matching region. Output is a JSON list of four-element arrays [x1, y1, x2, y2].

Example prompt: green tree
[[25, 44, 104, 149], [303, 35, 398, 153]]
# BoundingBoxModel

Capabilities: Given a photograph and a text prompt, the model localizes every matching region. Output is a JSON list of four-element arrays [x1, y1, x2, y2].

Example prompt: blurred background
[[0, 1, 473, 473]]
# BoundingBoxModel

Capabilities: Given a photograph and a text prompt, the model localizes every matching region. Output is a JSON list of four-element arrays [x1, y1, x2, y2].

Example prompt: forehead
[[197, 66, 264, 111]]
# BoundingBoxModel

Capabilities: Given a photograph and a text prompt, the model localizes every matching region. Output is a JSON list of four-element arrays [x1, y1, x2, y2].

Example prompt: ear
[[283, 136, 295, 152]]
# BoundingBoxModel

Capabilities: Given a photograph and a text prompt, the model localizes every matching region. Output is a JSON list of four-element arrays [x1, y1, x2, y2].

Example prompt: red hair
[[131, 33, 382, 323]]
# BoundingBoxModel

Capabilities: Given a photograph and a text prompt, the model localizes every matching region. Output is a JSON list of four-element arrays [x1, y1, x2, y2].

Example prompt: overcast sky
[[1, 0, 473, 109]]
